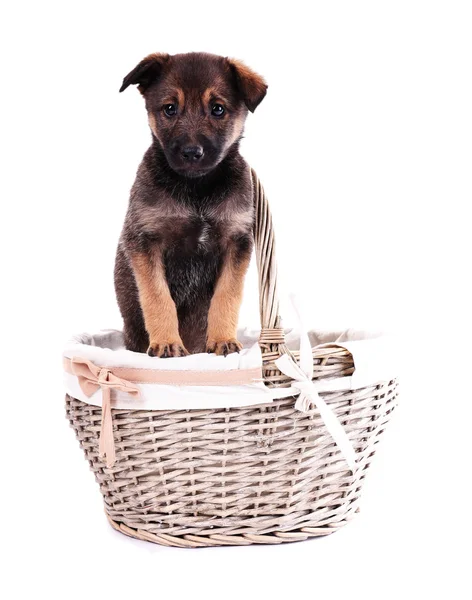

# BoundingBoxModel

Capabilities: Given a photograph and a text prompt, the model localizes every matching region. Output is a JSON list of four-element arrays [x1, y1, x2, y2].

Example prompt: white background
[[1, 1, 471, 598]]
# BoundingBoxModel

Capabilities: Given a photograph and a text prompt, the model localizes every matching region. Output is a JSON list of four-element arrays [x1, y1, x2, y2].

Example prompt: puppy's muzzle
[[181, 145, 204, 161]]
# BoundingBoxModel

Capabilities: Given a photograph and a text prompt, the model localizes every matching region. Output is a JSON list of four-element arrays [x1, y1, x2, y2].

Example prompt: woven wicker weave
[[66, 170, 398, 547]]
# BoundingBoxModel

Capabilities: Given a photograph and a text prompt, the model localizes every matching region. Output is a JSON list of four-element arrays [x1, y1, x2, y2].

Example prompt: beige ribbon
[[69, 357, 141, 468], [274, 295, 357, 472]]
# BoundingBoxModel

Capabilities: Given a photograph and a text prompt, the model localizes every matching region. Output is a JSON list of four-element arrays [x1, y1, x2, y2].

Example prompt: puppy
[[114, 52, 267, 357]]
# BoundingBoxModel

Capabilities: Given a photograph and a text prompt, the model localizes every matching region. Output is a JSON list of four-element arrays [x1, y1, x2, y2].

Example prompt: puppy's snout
[[181, 146, 204, 161]]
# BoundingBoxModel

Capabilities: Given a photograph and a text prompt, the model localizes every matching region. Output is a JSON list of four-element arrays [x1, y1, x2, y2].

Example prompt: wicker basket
[[65, 170, 398, 547]]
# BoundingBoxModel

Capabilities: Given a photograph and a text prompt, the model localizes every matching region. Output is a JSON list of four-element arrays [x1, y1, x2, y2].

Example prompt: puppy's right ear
[[119, 53, 170, 93]]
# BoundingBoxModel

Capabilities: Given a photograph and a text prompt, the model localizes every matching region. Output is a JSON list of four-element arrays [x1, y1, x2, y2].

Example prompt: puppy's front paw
[[147, 341, 189, 358], [206, 338, 242, 357]]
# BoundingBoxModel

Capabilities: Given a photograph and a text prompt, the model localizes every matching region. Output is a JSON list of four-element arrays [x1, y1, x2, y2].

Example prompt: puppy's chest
[[180, 215, 219, 253], [164, 210, 240, 255], [163, 214, 223, 306]]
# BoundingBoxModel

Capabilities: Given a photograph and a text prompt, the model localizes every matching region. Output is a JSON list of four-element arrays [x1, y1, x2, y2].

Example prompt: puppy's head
[[120, 52, 267, 177]]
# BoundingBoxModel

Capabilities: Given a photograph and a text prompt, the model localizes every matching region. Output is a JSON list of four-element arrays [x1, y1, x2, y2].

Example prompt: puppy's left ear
[[119, 53, 170, 93], [227, 58, 267, 112]]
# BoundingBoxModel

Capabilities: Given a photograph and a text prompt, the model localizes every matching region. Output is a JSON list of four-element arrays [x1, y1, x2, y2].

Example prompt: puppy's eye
[[211, 104, 225, 117], [163, 104, 177, 117]]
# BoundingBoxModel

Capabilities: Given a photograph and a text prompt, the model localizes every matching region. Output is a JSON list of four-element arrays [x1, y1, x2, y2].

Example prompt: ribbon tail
[[274, 314, 357, 472], [312, 393, 357, 472], [99, 387, 116, 468]]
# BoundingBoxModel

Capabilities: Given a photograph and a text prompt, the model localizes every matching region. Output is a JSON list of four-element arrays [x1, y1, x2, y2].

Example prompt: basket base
[[106, 511, 357, 548]]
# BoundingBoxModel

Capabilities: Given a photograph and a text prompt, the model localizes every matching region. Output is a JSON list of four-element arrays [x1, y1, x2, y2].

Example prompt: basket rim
[[63, 326, 391, 370]]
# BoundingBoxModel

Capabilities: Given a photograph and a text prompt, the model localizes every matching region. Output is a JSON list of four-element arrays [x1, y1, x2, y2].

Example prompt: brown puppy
[[114, 52, 267, 357]]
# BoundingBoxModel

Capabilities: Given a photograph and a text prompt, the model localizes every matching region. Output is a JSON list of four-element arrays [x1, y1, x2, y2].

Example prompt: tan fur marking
[[203, 87, 229, 108], [226, 111, 245, 150], [148, 113, 158, 137], [130, 252, 184, 349], [176, 87, 185, 109], [202, 88, 213, 106], [206, 250, 251, 346]]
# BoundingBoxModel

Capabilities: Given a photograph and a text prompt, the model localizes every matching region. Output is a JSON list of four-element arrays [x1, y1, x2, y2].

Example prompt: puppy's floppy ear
[[119, 53, 170, 93], [227, 58, 267, 112]]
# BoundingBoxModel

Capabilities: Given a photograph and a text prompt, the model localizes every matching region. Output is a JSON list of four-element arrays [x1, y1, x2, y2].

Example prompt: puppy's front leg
[[131, 252, 189, 357], [206, 238, 252, 356]]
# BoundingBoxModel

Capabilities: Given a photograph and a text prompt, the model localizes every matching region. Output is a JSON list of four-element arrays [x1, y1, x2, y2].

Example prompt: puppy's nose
[[181, 146, 204, 161]]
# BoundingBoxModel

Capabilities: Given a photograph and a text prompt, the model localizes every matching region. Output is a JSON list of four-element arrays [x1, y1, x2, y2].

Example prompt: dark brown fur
[[115, 52, 267, 356]]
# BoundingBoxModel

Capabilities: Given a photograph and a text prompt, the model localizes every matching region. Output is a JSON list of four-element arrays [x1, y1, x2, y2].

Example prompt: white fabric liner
[[63, 327, 398, 410]]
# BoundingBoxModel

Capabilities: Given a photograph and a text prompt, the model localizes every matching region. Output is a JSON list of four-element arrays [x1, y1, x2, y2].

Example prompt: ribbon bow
[[274, 295, 357, 472], [70, 357, 141, 467]]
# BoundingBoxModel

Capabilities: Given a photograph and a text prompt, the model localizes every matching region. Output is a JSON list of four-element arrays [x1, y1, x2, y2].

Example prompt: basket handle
[[251, 168, 286, 353]]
